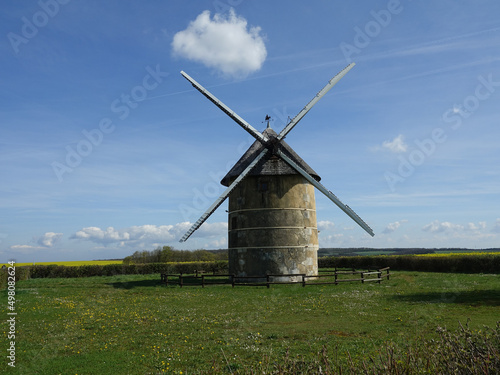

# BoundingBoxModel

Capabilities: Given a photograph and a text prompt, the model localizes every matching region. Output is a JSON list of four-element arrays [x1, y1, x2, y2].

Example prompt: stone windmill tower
[[179, 63, 374, 280]]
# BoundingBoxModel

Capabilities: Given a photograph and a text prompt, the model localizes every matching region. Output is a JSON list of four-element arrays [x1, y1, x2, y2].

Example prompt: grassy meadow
[[2, 270, 499, 374]]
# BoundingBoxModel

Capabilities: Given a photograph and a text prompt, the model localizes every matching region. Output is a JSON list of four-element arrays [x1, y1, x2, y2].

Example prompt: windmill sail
[[276, 149, 374, 237], [178, 65, 374, 243], [277, 63, 355, 141], [179, 148, 269, 242], [180, 71, 269, 145]]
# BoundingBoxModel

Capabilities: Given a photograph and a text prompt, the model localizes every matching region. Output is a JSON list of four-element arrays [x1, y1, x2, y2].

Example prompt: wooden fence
[[160, 267, 390, 288]]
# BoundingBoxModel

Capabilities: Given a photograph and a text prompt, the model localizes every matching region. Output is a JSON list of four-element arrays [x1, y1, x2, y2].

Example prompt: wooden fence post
[[361, 272, 365, 284], [201, 274, 205, 288], [302, 274, 306, 287], [266, 275, 270, 289], [179, 273, 183, 288]]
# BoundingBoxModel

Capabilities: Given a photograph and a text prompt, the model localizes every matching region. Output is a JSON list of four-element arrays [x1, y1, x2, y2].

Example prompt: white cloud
[[422, 220, 489, 235], [422, 220, 463, 233], [465, 222, 486, 231], [320, 233, 344, 246], [196, 222, 227, 236], [70, 222, 227, 248], [421, 220, 496, 245], [382, 220, 407, 234], [72, 226, 130, 244], [10, 232, 62, 252], [492, 219, 500, 233], [373, 134, 408, 153], [11, 244, 41, 249], [172, 9, 267, 78], [10, 244, 44, 254], [205, 236, 227, 248], [318, 220, 335, 232], [37, 232, 63, 247]]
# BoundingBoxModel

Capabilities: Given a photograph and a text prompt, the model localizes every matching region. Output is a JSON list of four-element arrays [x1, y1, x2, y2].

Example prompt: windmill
[[179, 63, 374, 281]]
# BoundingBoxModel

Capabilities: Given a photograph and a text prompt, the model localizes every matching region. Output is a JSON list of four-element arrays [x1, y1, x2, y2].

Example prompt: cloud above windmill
[[172, 9, 267, 78]]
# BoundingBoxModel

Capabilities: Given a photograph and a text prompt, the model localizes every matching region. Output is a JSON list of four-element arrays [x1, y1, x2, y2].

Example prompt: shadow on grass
[[392, 289, 500, 306], [107, 279, 162, 289]]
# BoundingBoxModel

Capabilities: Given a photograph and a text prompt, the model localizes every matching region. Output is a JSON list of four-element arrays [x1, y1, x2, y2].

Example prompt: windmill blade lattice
[[179, 147, 269, 242], [276, 149, 374, 237], [178, 64, 373, 244], [180, 71, 269, 145], [277, 62, 356, 141]]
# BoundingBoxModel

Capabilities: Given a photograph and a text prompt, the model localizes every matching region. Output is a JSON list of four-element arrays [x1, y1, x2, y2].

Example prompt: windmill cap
[[221, 128, 321, 186]]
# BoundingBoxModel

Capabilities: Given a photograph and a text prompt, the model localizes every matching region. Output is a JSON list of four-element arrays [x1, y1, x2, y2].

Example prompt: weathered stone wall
[[228, 174, 319, 281]]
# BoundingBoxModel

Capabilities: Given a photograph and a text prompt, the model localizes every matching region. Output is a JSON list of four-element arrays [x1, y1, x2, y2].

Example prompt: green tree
[[160, 246, 173, 262]]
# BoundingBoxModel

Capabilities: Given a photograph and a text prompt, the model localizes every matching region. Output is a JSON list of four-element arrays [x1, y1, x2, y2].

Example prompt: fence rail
[[160, 267, 390, 288]]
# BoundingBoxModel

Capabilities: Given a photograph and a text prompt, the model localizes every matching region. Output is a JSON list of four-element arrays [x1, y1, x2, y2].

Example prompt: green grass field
[[2, 271, 499, 374]]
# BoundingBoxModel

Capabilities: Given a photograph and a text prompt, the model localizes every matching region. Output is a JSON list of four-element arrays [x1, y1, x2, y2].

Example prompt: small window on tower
[[259, 181, 268, 192]]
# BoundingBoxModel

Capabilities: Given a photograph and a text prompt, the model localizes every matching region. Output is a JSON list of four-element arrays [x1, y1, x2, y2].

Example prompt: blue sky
[[1, 0, 500, 262]]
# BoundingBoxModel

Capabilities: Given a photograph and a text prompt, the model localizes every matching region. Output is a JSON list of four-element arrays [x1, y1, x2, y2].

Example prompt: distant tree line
[[122, 246, 228, 264]]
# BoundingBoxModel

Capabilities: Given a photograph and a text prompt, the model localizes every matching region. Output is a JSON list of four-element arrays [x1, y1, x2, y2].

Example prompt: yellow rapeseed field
[[416, 251, 500, 257], [6, 260, 123, 267]]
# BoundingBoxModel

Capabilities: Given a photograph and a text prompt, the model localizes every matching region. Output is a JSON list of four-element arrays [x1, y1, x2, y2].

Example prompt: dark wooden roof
[[221, 128, 321, 186]]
